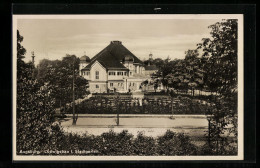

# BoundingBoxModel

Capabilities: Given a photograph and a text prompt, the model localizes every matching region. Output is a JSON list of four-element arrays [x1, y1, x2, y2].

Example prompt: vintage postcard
[[13, 14, 243, 161]]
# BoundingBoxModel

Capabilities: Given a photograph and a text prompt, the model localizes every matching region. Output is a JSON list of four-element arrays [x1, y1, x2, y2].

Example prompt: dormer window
[[123, 55, 134, 63]]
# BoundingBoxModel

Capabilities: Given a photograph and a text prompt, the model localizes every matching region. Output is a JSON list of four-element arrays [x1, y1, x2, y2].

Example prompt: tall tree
[[17, 30, 32, 80], [197, 19, 237, 95], [16, 30, 56, 152], [153, 58, 175, 89], [184, 49, 204, 96], [197, 19, 238, 154], [37, 55, 89, 109], [166, 59, 187, 92]]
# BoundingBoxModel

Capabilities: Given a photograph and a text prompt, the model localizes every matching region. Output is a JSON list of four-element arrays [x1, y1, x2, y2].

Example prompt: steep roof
[[83, 41, 143, 70]]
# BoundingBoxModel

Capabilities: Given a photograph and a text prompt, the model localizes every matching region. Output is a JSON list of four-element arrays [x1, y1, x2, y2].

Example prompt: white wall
[[107, 70, 128, 80], [90, 61, 107, 81], [81, 70, 91, 80], [79, 62, 89, 71]]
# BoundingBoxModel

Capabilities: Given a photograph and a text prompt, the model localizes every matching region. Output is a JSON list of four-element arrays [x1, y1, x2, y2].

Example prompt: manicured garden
[[66, 94, 213, 115]]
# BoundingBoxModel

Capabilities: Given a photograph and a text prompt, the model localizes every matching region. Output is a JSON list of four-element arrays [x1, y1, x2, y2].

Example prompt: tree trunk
[[64, 103, 66, 113], [60, 100, 62, 113], [171, 97, 174, 116], [72, 59, 76, 125], [208, 119, 211, 146]]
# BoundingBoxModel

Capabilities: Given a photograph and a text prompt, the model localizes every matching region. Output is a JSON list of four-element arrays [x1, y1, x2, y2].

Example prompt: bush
[[16, 78, 56, 153], [157, 130, 198, 155], [200, 139, 238, 155], [133, 132, 157, 155], [18, 127, 204, 156], [95, 130, 134, 155]]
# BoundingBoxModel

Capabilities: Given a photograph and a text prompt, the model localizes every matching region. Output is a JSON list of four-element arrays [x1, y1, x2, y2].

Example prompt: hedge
[[66, 95, 210, 115], [17, 125, 238, 156]]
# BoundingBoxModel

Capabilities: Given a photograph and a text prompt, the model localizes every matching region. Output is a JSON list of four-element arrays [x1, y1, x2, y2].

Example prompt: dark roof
[[80, 55, 91, 62], [83, 41, 143, 70], [145, 65, 158, 71], [123, 55, 134, 62]]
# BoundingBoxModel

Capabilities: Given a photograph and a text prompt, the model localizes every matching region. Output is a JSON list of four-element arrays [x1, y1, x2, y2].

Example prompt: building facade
[[80, 41, 153, 93]]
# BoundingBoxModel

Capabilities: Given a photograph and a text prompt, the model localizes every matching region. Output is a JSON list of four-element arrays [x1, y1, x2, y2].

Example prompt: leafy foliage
[[18, 128, 203, 156], [37, 55, 89, 108], [16, 30, 56, 152], [95, 130, 134, 155], [197, 19, 237, 95], [132, 132, 157, 155], [157, 130, 198, 155], [197, 20, 238, 155]]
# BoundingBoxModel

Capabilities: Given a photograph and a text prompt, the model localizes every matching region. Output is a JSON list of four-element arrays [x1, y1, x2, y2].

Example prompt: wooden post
[[208, 118, 211, 146], [60, 100, 62, 113], [72, 57, 76, 125], [171, 97, 174, 116], [116, 93, 120, 126]]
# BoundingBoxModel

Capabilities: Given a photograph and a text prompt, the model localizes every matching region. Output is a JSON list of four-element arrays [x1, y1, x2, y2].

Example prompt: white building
[[80, 41, 156, 93], [80, 41, 162, 93]]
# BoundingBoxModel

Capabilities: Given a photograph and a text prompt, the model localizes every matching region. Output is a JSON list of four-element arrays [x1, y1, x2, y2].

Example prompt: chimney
[[111, 41, 122, 44]]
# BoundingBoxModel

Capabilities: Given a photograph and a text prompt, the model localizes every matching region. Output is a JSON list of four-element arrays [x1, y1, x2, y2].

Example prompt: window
[[130, 72, 132, 75], [110, 83, 113, 87], [95, 71, 99, 79], [124, 72, 127, 76], [109, 72, 116, 75], [86, 72, 90, 76], [118, 83, 120, 86], [117, 72, 123, 76], [96, 85, 99, 88]]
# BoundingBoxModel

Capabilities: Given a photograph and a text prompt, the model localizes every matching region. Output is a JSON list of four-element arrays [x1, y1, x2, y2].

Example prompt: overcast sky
[[17, 19, 220, 65]]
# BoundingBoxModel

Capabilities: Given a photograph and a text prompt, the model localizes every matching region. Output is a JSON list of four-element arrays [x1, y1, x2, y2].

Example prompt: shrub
[[16, 78, 56, 153], [156, 130, 198, 155], [133, 132, 157, 155], [94, 130, 134, 155]]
